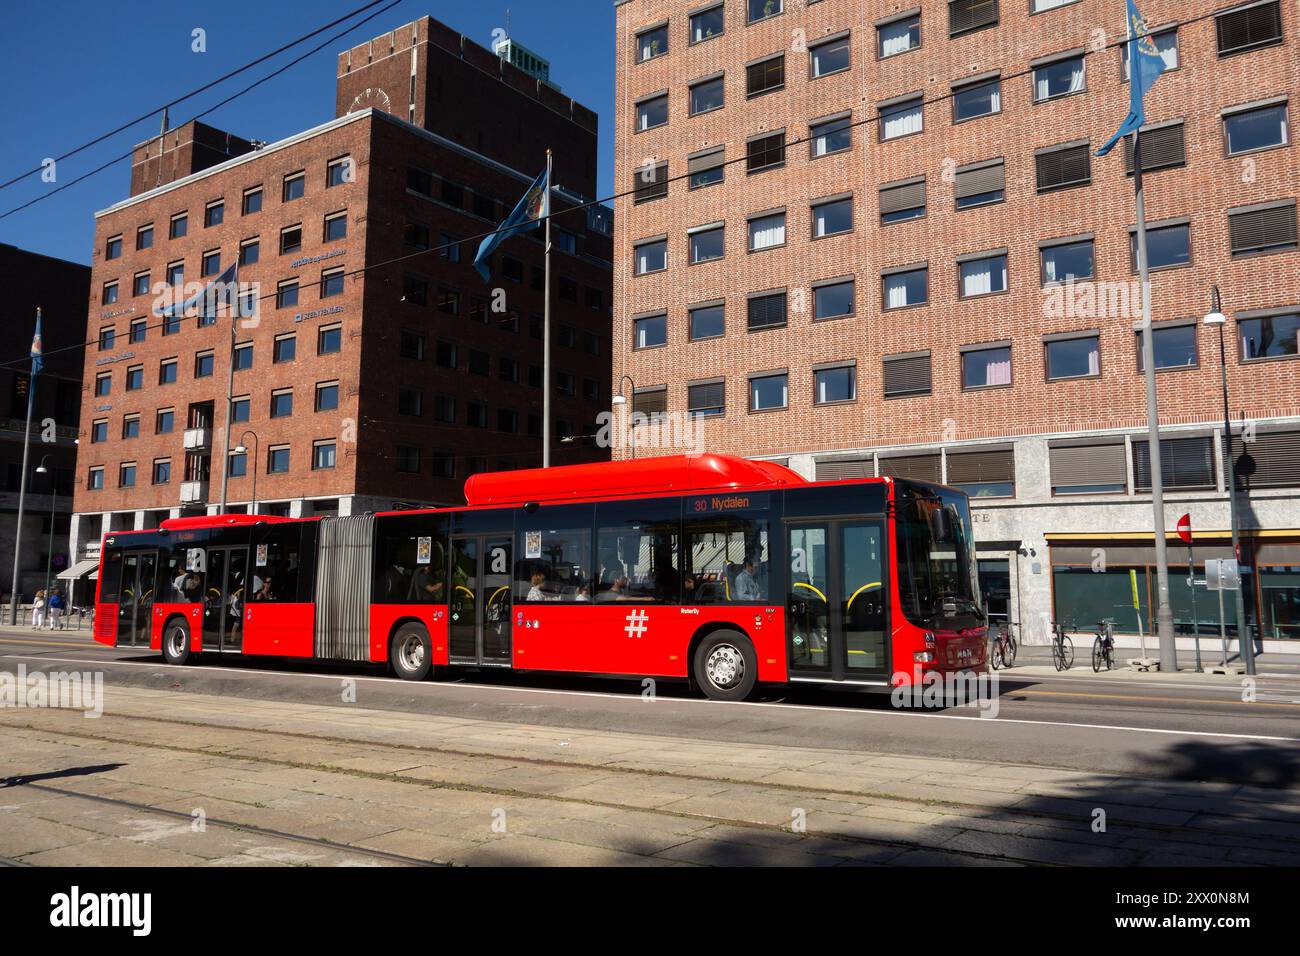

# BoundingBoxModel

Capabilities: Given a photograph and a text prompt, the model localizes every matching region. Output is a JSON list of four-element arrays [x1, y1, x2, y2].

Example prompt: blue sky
[[0, 0, 616, 265]]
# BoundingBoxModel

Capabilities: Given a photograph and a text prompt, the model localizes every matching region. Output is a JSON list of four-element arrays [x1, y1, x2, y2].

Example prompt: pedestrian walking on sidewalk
[[48, 590, 65, 630], [31, 589, 46, 629]]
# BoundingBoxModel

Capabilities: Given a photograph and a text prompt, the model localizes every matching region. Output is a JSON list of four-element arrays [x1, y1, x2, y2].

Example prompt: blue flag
[[1096, 0, 1167, 157], [29, 312, 42, 376], [158, 261, 239, 321], [473, 167, 549, 282]]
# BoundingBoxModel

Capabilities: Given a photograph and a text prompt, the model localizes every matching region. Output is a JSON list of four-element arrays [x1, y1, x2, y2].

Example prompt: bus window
[[98, 549, 124, 604], [164, 543, 204, 603], [683, 516, 770, 604], [373, 517, 446, 604], [594, 504, 679, 603], [251, 524, 305, 602], [516, 526, 592, 602]]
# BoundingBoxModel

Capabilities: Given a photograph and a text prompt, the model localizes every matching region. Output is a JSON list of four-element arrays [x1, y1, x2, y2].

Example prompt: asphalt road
[[4, 628, 1299, 788]]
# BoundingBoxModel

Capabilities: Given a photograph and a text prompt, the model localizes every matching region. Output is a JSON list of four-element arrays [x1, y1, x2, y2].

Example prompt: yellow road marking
[[1016, 688, 1300, 709]]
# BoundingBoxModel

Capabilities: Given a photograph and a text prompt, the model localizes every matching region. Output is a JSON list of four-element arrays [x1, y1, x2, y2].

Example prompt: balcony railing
[[179, 480, 209, 504], [183, 427, 212, 450]]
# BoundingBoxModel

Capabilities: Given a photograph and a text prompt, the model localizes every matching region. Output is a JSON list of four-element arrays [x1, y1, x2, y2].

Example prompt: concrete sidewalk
[[2, 684, 1298, 866], [1006, 643, 1300, 679]]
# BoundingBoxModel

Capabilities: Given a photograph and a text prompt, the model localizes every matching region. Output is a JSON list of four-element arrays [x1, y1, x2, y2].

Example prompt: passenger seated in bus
[[175, 569, 201, 603], [527, 572, 552, 602], [411, 563, 443, 602], [734, 558, 763, 601], [575, 584, 592, 602], [600, 575, 633, 601], [381, 562, 411, 602], [253, 575, 275, 602]]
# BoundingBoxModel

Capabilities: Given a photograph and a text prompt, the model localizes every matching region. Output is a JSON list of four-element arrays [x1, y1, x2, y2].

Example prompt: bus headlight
[[914, 651, 935, 663]]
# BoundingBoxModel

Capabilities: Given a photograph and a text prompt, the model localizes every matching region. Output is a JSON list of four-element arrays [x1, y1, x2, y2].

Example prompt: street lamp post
[[234, 431, 260, 515], [1203, 287, 1254, 675], [610, 375, 638, 460], [35, 455, 55, 599]]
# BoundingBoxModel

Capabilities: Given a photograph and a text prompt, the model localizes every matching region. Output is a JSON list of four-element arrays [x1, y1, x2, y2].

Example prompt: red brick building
[[71, 16, 613, 578], [613, 0, 1300, 645]]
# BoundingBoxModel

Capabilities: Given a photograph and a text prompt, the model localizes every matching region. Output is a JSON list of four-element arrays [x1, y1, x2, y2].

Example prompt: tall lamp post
[[234, 431, 260, 515], [610, 375, 638, 460], [34, 454, 55, 599], [1203, 287, 1254, 675]]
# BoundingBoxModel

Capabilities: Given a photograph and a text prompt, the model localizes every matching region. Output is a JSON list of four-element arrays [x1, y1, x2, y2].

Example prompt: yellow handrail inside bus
[[793, 581, 827, 603], [455, 585, 475, 600], [487, 585, 508, 606], [846, 582, 882, 613]]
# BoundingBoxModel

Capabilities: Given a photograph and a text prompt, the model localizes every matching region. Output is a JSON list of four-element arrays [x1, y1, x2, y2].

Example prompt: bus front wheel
[[162, 619, 193, 666], [391, 623, 433, 681], [693, 630, 757, 702]]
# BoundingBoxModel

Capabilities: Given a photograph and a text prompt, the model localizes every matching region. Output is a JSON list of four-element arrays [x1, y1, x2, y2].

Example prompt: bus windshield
[[896, 483, 983, 629]]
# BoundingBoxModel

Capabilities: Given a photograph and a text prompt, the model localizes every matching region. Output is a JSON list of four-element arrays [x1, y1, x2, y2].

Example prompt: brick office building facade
[[614, 0, 1300, 645], [71, 16, 613, 577]]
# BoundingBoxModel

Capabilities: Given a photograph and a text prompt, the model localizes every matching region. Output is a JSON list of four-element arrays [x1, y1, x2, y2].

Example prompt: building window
[[469, 350, 490, 376], [152, 459, 171, 485], [270, 390, 293, 418], [132, 272, 150, 296], [1224, 101, 1289, 155], [437, 286, 460, 315], [280, 224, 302, 254], [1032, 0, 1079, 11], [1045, 335, 1100, 380], [1049, 443, 1126, 495], [233, 342, 253, 370], [949, 0, 999, 36], [632, 162, 668, 204], [691, 4, 725, 43], [747, 211, 786, 251], [634, 238, 667, 275], [268, 446, 290, 474], [883, 267, 928, 309], [1137, 324, 1198, 371], [239, 238, 260, 265], [814, 279, 854, 320], [879, 13, 920, 57], [122, 415, 140, 439], [98, 326, 115, 351], [747, 291, 787, 331], [689, 223, 725, 263], [746, 132, 785, 172], [746, 55, 784, 97], [810, 114, 852, 157], [953, 77, 1001, 122], [634, 313, 667, 349], [1036, 141, 1091, 191], [201, 249, 221, 277], [282, 172, 305, 202], [962, 345, 1012, 388], [749, 373, 788, 411], [131, 364, 149, 388], [689, 303, 725, 340], [315, 382, 340, 412], [1240, 311, 1299, 361], [93, 372, 111, 397], [814, 365, 855, 404], [954, 159, 1005, 208], [436, 340, 458, 368], [748, 0, 783, 23], [1228, 201, 1298, 256], [946, 449, 1015, 498], [688, 148, 725, 189], [230, 397, 250, 423], [242, 187, 262, 215], [882, 352, 932, 397], [1133, 437, 1216, 492], [272, 334, 296, 363], [879, 97, 923, 140], [136, 224, 153, 249], [1216, 1, 1283, 56], [812, 197, 853, 238], [637, 23, 668, 61], [105, 235, 122, 260], [156, 409, 174, 434], [809, 34, 850, 78], [1130, 222, 1191, 271], [959, 253, 1007, 298], [324, 211, 347, 242], [118, 463, 136, 488], [687, 380, 725, 417], [88, 466, 108, 491], [90, 420, 107, 443], [204, 200, 223, 228], [277, 279, 299, 309], [166, 261, 184, 286], [401, 275, 428, 306], [467, 402, 488, 429], [632, 388, 667, 422], [1122, 26, 1179, 78], [227, 452, 247, 478], [320, 268, 345, 298], [689, 75, 725, 115], [194, 350, 215, 378], [169, 213, 187, 239], [1033, 54, 1085, 102], [318, 324, 342, 355], [636, 93, 668, 132], [879, 178, 925, 224], [127, 318, 146, 343], [327, 156, 351, 187], [1041, 237, 1095, 284], [400, 331, 424, 360], [311, 440, 336, 471], [1122, 122, 1187, 173]]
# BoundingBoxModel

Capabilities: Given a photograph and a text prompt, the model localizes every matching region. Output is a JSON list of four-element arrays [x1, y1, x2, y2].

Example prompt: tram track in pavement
[[7, 710, 1299, 867]]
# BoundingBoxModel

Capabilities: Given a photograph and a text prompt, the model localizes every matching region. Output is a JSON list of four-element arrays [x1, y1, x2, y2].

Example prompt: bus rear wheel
[[162, 619, 193, 666], [693, 630, 757, 702], [391, 623, 432, 681]]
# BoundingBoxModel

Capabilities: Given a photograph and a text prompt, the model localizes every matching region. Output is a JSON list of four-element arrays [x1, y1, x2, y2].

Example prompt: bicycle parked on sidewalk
[[989, 620, 1019, 670], [1050, 620, 1075, 671], [1092, 618, 1116, 672]]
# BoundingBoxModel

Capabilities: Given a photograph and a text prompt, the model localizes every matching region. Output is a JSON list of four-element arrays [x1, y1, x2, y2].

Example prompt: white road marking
[[4, 651, 1298, 743]]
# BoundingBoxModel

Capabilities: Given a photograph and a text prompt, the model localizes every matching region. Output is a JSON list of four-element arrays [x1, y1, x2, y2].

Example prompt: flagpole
[[1132, 106, 1178, 672], [8, 308, 40, 625], [542, 148, 553, 469]]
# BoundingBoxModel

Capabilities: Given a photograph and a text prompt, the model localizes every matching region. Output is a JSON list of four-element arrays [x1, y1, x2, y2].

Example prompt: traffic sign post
[[1205, 558, 1245, 675], [1178, 515, 1201, 673]]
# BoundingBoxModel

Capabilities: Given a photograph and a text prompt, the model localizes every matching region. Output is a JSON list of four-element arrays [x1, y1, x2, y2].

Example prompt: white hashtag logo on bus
[[624, 609, 649, 639]]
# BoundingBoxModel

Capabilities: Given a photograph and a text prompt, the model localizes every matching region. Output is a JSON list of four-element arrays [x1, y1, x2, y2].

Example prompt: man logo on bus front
[[624, 609, 649, 639]]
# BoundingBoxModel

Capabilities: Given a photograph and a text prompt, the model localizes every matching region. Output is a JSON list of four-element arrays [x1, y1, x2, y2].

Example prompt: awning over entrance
[[57, 559, 99, 581]]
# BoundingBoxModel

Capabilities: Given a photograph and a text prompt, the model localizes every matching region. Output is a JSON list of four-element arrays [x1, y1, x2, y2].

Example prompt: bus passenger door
[[448, 535, 512, 667], [116, 552, 155, 647]]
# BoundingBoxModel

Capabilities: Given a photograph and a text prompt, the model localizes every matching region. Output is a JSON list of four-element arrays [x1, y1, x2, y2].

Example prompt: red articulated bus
[[94, 454, 986, 700]]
